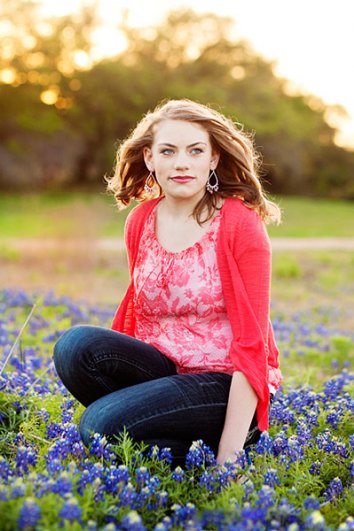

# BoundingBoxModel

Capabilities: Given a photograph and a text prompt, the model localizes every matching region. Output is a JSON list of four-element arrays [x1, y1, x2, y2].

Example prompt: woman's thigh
[[53, 325, 176, 406], [79, 372, 234, 454]]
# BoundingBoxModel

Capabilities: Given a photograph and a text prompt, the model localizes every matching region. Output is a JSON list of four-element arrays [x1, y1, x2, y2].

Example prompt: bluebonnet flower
[[240, 504, 267, 528], [255, 485, 275, 511], [171, 503, 196, 527], [263, 467, 280, 487], [271, 497, 300, 526], [185, 440, 216, 469], [286, 435, 304, 463], [9, 477, 26, 499], [147, 445, 173, 464], [116, 481, 136, 508], [135, 466, 150, 486], [15, 446, 37, 474], [304, 510, 327, 530], [48, 471, 73, 495], [46, 458, 64, 475], [255, 432, 273, 454], [0, 456, 12, 482], [309, 461, 322, 476], [171, 466, 185, 482], [37, 407, 50, 423], [155, 490, 168, 508], [199, 470, 220, 492], [92, 477, 105, 503], [242, 478, 254, 501], [104, 465, 130, 495], [272, 431, 288, 456], [324, 477, 343, 501], [121, 510, 146, 530], [89, 433, 112, 459], [46, 421, 62, 439], [17, 497, 41, 529], [59, 495, 83, 523], [303, 496, 321, 510]]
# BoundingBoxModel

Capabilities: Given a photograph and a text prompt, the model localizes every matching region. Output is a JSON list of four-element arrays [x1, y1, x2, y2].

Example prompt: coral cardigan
[[112, 197, 282, 431]]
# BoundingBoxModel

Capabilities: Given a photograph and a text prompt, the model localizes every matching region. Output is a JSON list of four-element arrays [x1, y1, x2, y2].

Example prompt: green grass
[[267, 196, 354, 238], [0, 192, 353, 239], [0, 191, 128, 239]]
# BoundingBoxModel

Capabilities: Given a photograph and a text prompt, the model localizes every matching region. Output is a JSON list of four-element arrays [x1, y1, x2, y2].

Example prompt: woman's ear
[[143, 147, 153, 171], [211, 150, 220, 170]]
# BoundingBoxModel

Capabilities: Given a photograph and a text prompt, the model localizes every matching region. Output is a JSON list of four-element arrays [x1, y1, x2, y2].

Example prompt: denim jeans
[[53, 325, 261, 463]]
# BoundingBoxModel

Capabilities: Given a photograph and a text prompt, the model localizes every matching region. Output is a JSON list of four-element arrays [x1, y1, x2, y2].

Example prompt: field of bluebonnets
[[0, 283, 353, 530]]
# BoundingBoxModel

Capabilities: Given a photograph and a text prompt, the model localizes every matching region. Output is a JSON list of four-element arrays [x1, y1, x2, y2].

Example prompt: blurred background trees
[[0, 1, 353, 197]]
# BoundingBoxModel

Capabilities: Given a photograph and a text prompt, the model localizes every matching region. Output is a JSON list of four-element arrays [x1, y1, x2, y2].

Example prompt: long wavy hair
[[106, 99, 281, 224]]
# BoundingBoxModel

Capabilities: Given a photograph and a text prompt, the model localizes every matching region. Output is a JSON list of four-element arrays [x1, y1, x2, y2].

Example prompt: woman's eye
[[191, 148, 203, 154], [160, 148, 174, 155]]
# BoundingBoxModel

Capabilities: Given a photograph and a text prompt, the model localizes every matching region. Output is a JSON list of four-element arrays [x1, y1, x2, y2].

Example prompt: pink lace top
[[133, 207, 235, 374]]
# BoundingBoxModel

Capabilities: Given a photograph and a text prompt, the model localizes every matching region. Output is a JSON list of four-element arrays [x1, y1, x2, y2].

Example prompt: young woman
[[54, 99, 282, 465]]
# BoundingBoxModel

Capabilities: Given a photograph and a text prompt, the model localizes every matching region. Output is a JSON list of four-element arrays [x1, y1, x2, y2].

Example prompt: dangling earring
[[206, 169, 219, 194], [144, 171, 156, 194]]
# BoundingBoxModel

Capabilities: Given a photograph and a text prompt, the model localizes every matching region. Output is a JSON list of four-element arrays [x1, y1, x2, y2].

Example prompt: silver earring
[[206, 169, 219, 194], [144, 171, 156, 194]]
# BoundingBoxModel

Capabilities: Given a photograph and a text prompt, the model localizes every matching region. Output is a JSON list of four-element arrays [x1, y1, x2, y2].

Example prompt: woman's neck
[[158, 196, 198, 221]]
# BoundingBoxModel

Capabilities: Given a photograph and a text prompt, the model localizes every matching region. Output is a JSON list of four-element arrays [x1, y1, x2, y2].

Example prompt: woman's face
[[144, 119, 219, 205]]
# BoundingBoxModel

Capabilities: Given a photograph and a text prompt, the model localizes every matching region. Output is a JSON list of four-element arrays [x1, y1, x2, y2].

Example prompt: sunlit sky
[[40, 0, 354, 148]]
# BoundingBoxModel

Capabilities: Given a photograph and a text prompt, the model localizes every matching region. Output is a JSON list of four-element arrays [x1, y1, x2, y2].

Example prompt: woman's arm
[[216, 371, 258, 464]]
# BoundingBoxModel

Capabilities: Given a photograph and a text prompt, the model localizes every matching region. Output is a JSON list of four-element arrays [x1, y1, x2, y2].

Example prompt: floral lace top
[[133, 206, 235, 374]]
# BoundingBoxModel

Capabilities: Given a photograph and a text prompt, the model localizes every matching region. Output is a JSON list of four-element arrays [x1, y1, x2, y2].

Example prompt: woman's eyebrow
[[157, 142, 208, 147]]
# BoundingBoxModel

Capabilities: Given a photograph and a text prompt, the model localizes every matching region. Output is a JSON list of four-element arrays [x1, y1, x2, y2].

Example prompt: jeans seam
[[88, 354, 171, 380]]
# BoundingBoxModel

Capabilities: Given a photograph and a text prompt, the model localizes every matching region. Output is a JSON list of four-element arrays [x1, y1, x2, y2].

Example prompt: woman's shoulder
[[124, 198, 160, 245], [126, 198, 160, 222], [125, 198, 160, 229], [223, 197, 261, 225]]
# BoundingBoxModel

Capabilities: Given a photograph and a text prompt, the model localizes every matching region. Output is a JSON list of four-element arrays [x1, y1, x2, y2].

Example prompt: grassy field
[[0, 192, 353, 239], [0, 286, 353, 529]]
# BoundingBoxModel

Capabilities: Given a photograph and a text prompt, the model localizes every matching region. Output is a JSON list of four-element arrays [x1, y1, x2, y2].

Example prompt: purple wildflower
[[263, 467, 280, 487], [121, 510, 146, 530], [15, 446, 37, 474], [324, 477, 343, 501], [185, 440, 216, 469], [171, 466, 185, 482], [59, 496, 82, 523], [18, 498, 41, 530]]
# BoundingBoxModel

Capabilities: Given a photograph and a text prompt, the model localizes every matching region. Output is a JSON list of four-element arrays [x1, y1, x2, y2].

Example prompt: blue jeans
[[53, 325, 261, 463]]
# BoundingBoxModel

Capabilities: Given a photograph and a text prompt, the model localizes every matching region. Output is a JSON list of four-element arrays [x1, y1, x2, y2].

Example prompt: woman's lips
[[170, 176, 195, 183]]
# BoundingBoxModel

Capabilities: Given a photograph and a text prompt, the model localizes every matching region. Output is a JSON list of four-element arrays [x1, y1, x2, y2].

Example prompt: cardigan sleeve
[[234, 207, 272, 345], [220, 201, 273, 430]]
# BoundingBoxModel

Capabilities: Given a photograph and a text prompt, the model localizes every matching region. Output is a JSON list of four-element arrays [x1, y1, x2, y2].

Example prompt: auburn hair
[[106, 99, 281, 224]]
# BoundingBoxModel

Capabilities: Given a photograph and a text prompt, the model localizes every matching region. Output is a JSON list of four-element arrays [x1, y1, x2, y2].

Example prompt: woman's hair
[[106, 99, 281, 224]]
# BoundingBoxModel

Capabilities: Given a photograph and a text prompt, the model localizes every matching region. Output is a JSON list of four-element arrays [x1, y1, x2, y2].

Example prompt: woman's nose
[[174, 152, 190, 169]]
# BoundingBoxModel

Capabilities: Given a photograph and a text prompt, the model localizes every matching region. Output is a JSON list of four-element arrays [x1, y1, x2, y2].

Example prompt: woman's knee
[[79, 399, 125, 448], [53, 325, 96, 377]]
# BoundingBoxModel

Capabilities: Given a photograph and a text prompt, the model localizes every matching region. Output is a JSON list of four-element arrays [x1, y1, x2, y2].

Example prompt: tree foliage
[[0, 2, 353, 197]]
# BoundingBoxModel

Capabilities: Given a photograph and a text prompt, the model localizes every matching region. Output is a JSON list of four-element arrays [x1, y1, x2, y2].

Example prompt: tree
[[0, 4, 353, 196]]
